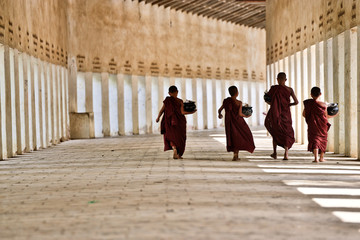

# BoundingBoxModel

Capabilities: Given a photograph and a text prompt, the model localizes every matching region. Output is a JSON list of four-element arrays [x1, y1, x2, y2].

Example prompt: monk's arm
[[289, 88, 299, 106], [218, 105, 224, 119], [302, 109, 306, 117], [238, 103, 250, 118], [181, 102, 196, 115], [156, 104, 165, 122]]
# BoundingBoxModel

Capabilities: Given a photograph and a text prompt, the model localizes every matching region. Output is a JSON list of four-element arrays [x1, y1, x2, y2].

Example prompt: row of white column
[[267, 27, 359, 159], [75, 73, 266, 138], [0, 44, 69, 160]]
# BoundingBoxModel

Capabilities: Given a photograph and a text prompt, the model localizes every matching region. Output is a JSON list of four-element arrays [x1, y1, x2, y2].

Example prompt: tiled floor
[[1, 129, 359, 239]]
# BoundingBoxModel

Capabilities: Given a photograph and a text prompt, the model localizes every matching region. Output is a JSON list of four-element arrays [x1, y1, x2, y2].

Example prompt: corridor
[[1, 129, 359, 239]]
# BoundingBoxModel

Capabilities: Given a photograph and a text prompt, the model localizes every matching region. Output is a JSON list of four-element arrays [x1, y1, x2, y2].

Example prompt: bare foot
[[283, 158, 289, 161], [270, 153, 277, 159], [319, 159, 326, 162], [173, 148, 179, 159], [312, 160, 319, 163]]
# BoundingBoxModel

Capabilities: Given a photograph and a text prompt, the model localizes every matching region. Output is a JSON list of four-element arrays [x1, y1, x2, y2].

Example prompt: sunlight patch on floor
[[297, 187, 360, 196], [262, 169, 360, 174], [332, 211, 360, 223], [258, 164, 360, 170], [283, 180, 360, 187], [312, 198, 360, 208]]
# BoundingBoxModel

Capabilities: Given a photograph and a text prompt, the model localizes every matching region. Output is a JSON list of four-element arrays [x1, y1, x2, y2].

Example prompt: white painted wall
[[0, 46, 70, 159], [185, 78, 194, 129], [77, 72, 86, 113], [92, 73, 103, 137], [206, 79, 213, 129], [124, 74, 133, 135], [138, 75, 146, 135], [196, 78, 204, 130], [151, 76, 159, 133], [0, 44, 6, 159], [109, 74, 118, 136]]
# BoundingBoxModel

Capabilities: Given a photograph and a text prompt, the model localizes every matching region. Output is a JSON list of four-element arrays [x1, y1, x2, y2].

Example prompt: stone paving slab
[[1, 129, 360, 240]]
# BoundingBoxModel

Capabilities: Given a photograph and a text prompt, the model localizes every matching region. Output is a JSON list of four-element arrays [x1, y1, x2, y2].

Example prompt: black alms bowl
[[184, 100, 196, 112], [327, 103, 339, 116], [264, 92, 271, 103], [242, 106, 253, 116]]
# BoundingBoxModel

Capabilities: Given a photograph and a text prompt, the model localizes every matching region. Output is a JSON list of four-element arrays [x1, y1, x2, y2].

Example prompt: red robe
[[304, 99, 331, 153], [264, 85, 295, 149], [160, 96, 187, 156], [223, 98, 255, 153]]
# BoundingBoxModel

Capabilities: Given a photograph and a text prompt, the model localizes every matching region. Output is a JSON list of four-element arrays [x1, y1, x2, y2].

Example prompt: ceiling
[[138, 0, 266, 29]]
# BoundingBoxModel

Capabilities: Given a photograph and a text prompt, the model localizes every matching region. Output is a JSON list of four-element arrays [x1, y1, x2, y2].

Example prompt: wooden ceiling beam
[[208, 2, 248, 19], [220, 5, 260, 22], [195, 2, 230, 17], [173, 0, 199, 11], [182, 1, 213, 13], [139, 0, 265, 28]]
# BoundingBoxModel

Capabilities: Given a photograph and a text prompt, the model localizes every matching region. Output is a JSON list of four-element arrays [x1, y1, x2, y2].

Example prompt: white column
[[169, 76, 175, 86], [324, 38, 334, 152], [247, 81, 253, 127], [23, 54, 30, 151], [295, 51, 302, 144], [357, 26, 360, 159], [151, 76, 160, 133], [158, 75, 164, 111], [338, 33, 346, 154], [192, 77, 198, 130], [145, 75, 152, 134], [4, 46, 14, 157], [202, 78, 208, 129], [212, 78, 217, 128], [46, 64, 52, 143], [289, 54, 296, 134], [38, 62, 44, 148], [61, 68, 66, 139], [181, 77, 186, 101], [0, 44, 6, 159], [14, 50, 23, 154], [333, 35, 341, 154], [315, 43, 321, 87], [345, 28, 358, 157], [56, 66, 61, 142], [310, 45, 316, 88], [85, 72, 93, 113], [266, 65, 271, 91], [318, 41, 325, 101], [117, 73, 125, 135], [132, 75, 139, 134], [50, 64, 56, 144], [220, 78, 225, 127], [43, 62, 49, 147], [301, 48, 309, 146], [101, 72, 110, 136], [68, 57, 77, 113]]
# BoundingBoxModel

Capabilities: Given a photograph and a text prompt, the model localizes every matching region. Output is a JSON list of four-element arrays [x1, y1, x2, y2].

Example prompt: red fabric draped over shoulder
[[304, 99, 331, 153], [223, 98, 255, 153], [160, 97, 187, 156], [264, 85, 295, 149]]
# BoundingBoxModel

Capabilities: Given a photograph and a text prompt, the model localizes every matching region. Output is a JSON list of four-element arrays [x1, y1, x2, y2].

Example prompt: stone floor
[[1, 128, 360, 240]]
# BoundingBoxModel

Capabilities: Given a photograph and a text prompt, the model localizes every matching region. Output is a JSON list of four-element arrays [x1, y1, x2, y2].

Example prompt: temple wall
[[266, 0, 360, 159], [66, 0, 266, 138], [0, 0, 266, 160], [0, 0, 69, 159]]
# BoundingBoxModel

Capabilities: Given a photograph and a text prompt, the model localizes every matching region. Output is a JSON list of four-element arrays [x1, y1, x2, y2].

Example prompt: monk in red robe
[[218, 86, 255, 161], [303, 87, 336, 163], [156, 86, 196, 159], [265, 72, 298, 160]]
